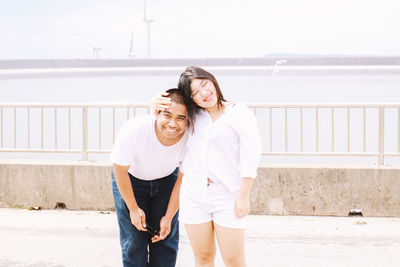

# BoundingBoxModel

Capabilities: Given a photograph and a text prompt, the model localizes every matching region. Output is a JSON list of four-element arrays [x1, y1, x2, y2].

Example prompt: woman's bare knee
[[222, 255, 245, 267], [195, 249, 216, 265]]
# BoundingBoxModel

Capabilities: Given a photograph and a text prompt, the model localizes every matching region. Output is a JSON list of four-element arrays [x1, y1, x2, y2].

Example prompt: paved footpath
[[0, 208, 400, 267]]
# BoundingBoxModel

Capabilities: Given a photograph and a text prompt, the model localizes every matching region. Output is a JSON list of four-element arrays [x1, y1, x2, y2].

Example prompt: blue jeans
[[112, 169, 179, 267]]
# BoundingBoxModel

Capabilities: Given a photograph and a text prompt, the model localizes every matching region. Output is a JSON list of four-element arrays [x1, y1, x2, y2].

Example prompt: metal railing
[[0, 103, 149, 160], [248, 104, 400, 165], [0, 103, 399, 165]]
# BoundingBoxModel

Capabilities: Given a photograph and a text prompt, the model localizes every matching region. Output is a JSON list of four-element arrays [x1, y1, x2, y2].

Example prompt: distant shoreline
[[1, 56, 400, 71]]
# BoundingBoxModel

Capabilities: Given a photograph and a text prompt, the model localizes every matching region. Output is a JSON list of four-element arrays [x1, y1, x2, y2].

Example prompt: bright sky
[[1, 0, 399, 59]]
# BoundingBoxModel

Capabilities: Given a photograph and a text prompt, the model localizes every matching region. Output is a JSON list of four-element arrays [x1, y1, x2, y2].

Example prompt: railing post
[[82, 106, 88, 161], [14, 107, 17, 149], [378, 107, 384, 166]]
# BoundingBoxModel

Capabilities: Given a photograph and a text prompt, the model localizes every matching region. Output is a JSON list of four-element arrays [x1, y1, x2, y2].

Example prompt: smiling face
[[190, 78, 218, 109], [155, 102, 187, 145]]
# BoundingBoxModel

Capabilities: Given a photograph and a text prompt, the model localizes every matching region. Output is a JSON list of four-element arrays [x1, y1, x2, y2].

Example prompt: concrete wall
[[0, 160, 113, 210], [252, 164, 400, 217], [1, 160, 399, 216]]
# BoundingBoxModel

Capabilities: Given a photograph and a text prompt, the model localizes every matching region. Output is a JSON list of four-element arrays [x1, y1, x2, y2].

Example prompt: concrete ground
[[0, 208, 399, 267]]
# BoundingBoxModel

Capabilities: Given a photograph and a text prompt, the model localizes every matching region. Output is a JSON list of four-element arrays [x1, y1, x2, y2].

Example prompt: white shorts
[[179, 180, 246, 229]]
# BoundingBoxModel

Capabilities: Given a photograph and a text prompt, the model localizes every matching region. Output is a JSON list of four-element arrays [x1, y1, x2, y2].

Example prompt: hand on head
[[151, 92, 172, 114]]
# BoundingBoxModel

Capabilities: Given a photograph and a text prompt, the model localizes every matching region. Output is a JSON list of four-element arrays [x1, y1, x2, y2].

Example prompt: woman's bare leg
[[214, 223, 246, 267], [185, 222, 216, 267]]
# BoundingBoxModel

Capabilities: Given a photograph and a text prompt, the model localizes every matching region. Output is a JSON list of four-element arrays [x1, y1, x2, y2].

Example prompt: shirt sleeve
[[237, 106, 262, 178], [110, 122, 136, 167]]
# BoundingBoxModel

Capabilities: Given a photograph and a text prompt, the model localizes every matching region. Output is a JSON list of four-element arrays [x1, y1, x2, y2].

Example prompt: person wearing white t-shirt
[[154, 67, 262, 267], [111, 88, 191, 267]]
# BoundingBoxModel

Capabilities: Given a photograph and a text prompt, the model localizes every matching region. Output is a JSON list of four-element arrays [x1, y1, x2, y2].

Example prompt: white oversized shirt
[[181, 102, 262, 194], [110, 115, 187, 180]]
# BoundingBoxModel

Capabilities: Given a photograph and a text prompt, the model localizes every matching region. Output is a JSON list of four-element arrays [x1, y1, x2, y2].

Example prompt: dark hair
[[164, 88, 192, 130], [177, 66, 226, 122]]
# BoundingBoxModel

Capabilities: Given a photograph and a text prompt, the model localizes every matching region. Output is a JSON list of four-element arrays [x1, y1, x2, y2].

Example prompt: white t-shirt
[[110, 115, 188, 180], [181, 102, 262, 194]]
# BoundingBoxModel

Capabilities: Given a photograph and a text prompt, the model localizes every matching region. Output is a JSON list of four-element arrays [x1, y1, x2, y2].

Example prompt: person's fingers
[[137, 223, 145, 231], [132, 219, 145, 231], [131, 213, 144, 231], [158, 222, 166, 238], [151, 222, 167, 243], [140, 218, 146, 229], [235, 204, 245, 218], [160, 226, 170, 239], [160, 103, 171, 108], [151, 235, 162, 243], [234, 197, 251, 218], [156, 216, 170, 240], [152, 94, 172, 113], [158, 96, 172, 103], [155, 105, 170, 111], [235, 209, 241, 218], [237, 210, 243, 218], [157, 100, 172, 107], [161, 92, 170, 96], [139, 210, 146, 229], [239, 208, 249, 218], [156, 94, 172, 101]]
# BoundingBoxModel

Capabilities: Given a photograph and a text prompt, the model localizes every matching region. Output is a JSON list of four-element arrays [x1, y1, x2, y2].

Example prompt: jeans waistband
[[128, 169, 178, 184]]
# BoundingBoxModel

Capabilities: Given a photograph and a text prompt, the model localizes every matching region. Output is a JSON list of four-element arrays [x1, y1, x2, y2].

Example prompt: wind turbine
[[143, 0, 154, 58], [92, 47, 102, 59], [128, 28, 135, 58]]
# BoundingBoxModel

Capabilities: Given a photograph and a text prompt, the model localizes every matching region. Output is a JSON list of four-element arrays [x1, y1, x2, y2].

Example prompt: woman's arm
[[235, 105, 262, 218], [234, 177, 253, 218]]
